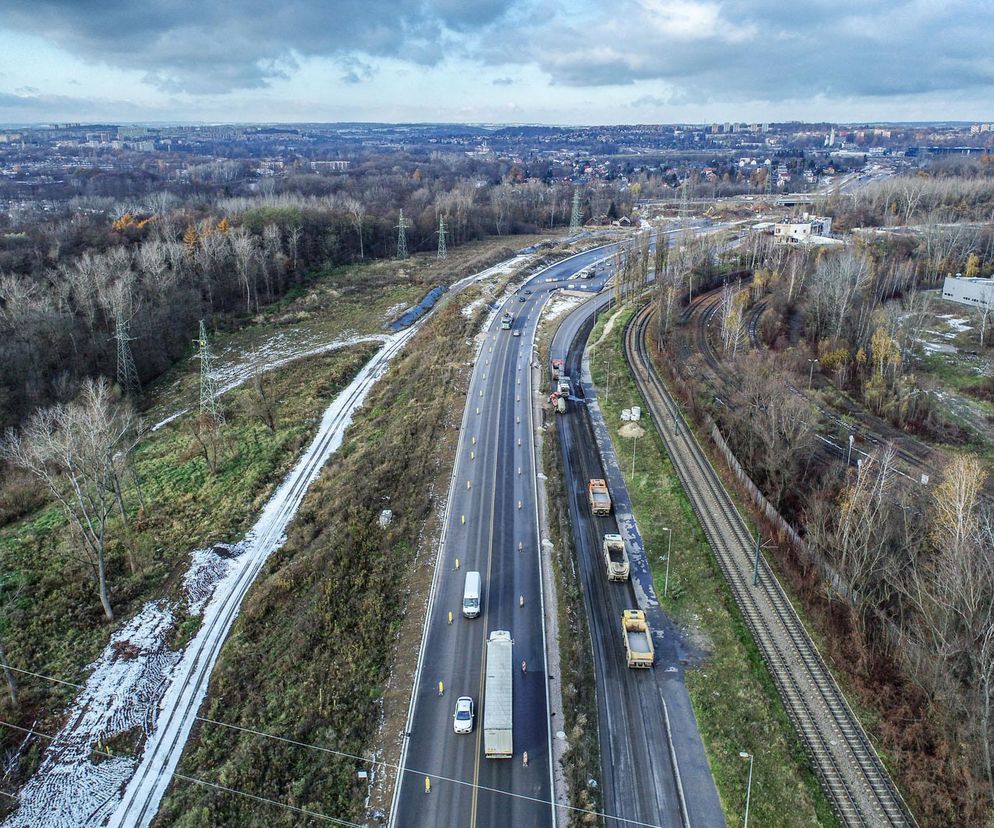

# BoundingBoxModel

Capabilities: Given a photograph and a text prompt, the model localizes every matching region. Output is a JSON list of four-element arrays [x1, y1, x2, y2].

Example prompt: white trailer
[[483, 630, 513, 758]]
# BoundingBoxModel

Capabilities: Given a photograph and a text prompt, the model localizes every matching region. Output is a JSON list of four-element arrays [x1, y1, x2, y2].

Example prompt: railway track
[[624, 303, 917, 828], [680, 284, 947, 488]]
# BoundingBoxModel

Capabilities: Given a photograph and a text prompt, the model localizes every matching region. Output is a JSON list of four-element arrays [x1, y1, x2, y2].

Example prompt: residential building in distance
[[773, 213, 834, 245]]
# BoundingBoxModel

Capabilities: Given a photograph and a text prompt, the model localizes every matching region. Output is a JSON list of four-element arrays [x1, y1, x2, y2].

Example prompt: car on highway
[[518, 294, 527, 302], [524, 288, 532, 295], [512, 329, 521, 337], [453, 696, 474, 734]]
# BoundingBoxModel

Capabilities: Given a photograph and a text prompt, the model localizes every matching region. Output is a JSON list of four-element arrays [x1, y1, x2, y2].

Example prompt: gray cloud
[[0, 0, 456, 93], [492, 77, 514, 86], [491, 0, 994, 103], [0, 90, 155, 120]]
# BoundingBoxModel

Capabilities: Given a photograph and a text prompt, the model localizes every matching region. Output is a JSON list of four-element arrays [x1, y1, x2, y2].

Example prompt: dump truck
[[483, 630, 513, 758], [549, 391, 567, 414], [603, 533, 630, 581], [622, 610, 654, 668], [588, 478, 611, 516], [550, 359, 564, 380], [501, 312, 513, 330]]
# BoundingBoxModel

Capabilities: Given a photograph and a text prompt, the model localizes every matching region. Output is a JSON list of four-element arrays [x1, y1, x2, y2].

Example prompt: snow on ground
[[147, 333, 388, 432], [3, 604, 182, 828], [938, 314, 973, 333], [920, 340, 958, 354], [540, 291, 588, 324], [461, 296, 486, 318], [3, 249, 536, 828]]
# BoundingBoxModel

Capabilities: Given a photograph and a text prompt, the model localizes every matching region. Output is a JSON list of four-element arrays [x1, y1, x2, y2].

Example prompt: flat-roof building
[[941, 276, 994, 309]]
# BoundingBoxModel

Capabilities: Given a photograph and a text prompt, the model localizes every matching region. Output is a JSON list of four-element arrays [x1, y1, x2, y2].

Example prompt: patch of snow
[[938, 314, 973, 333], [3, 604, 180, 828], [149, 408, 187, 433], [920, 340, 958, 354], [461, 297, 486, 318], [540, 291, 588, 324], [383, 302, 407, 320]]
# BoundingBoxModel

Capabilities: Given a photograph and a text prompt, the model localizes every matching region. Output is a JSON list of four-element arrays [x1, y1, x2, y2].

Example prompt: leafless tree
[[1, 378, 135, 621]]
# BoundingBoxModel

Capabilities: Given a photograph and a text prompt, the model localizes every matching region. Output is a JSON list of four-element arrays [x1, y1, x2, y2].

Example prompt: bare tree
[[343, 197, 366, 259], [1, 378, 135, 621]]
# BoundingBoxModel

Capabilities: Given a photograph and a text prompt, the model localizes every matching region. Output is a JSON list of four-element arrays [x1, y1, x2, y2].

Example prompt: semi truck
[[483, 630, 513, 758], [603, 533, 630, 581], [501, 312, 513, 330], [622, 610, 655, 668], [550, 359, 564, 380], [588, 479, 611, 516], [558, 375, 571, 396]]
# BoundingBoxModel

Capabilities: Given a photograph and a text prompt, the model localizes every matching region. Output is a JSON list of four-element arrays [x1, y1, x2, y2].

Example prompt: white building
[[941, 276, 994, 310], [773, 213, 833, 245]]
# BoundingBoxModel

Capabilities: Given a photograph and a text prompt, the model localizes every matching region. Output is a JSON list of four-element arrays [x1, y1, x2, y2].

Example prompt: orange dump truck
[[588, 479, 611, 516]]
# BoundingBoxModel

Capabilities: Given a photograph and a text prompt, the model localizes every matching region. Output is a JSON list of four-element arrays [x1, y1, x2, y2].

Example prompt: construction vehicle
[[550, 359, 564, 380], [483, 631, 513, 758], [622, 610, 654, 668], [549, 391, 567, 414], [558, 375, 571, 396], [588, 479, 611, 516], [603, 533, 630, 581], [501, 312, 513, 330]]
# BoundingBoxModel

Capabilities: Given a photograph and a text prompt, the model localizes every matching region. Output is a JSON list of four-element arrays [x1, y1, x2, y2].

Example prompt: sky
[[0, 0, 992, 125]]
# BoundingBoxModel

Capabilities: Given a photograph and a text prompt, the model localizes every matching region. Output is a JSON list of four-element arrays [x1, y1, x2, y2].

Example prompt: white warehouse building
[[941, 276, 994, 309]]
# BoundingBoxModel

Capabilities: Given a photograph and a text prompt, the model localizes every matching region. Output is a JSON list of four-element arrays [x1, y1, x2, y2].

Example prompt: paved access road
[[550, 288, 725, 828], [391, 246, 615, 828]]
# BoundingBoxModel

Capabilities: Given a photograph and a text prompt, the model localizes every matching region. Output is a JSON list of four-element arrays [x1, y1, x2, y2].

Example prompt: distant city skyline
[[1, 0, 992, 125]]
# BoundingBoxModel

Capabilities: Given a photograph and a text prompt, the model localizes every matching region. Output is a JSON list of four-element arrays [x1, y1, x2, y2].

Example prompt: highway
[[391, 245, 616, 828], [550, 290, 725, 828]]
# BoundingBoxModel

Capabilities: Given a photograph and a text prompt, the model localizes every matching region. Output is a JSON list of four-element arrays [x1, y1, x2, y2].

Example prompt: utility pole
[[436, 216, 447, 260], [569, 187, 582, 234], [114, 309, 140, 397], [195, 320, 224, 424], [396, 209, 409, 260]]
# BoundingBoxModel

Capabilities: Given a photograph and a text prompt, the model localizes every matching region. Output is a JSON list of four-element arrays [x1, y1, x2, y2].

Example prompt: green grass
[[587, 306, 839, 828]]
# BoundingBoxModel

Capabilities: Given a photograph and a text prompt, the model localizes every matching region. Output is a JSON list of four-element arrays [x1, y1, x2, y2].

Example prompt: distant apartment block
[[310, 160, 350, 171], [942, 276, 994, 309]]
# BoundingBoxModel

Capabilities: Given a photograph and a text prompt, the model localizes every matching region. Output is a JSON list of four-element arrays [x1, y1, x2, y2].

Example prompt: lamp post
[[739, 751, 754, 828], [807, 357, 819, 390], [739, 750, 752, 828], [662, 527, 673, 598]]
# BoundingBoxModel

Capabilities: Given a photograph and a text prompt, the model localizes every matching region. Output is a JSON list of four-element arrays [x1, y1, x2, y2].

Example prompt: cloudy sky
[[0, 0, 991, 124]]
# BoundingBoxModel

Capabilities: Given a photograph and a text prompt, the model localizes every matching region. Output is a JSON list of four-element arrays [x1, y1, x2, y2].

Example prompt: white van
[[462, 571, 482, 618]]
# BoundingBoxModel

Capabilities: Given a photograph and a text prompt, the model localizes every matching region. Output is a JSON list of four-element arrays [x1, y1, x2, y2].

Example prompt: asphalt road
[[391, 244, 617, 828], [549, 290, 725, 824]]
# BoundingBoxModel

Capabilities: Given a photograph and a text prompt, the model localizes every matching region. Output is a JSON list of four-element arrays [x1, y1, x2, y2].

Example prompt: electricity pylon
[[436, 216, 448, 260], [396, 209, 409, 259], [195, 320, 223, 424], [568, 188, 582, 233], [114, 310, 140, 396]]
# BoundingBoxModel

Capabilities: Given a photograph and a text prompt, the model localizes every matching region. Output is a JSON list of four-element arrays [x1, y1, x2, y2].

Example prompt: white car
[[453, 696, 474, 734]]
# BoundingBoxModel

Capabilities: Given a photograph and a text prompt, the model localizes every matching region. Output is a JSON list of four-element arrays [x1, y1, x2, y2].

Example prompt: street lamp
[[739, 751, 754, 828], [661, 527, 673, 598], [807, 358, 819, 390]]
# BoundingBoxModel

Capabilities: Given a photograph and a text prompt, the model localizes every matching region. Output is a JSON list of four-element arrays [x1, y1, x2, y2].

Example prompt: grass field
[[587, 306, 838, 828]]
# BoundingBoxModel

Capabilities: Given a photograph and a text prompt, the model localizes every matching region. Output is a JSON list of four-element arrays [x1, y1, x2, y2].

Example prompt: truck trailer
[[622, 610, 655, 668], [603, 533, 630, 581], [483, 631, 513, 758], [588, 479, 612, 516]]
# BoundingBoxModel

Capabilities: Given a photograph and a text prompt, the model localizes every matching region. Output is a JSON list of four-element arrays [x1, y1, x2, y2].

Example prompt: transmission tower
[[114, 311, 140, 396], [568, 188, 582, 233], [436, 216, 448, 260], [195, 320, 224, 424], [396, 209, 409, 259]]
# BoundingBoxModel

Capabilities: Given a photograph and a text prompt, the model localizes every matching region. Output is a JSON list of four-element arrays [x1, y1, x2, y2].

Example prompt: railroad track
[[679, 284, 947, 488], [624, 303, 917, 828]]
